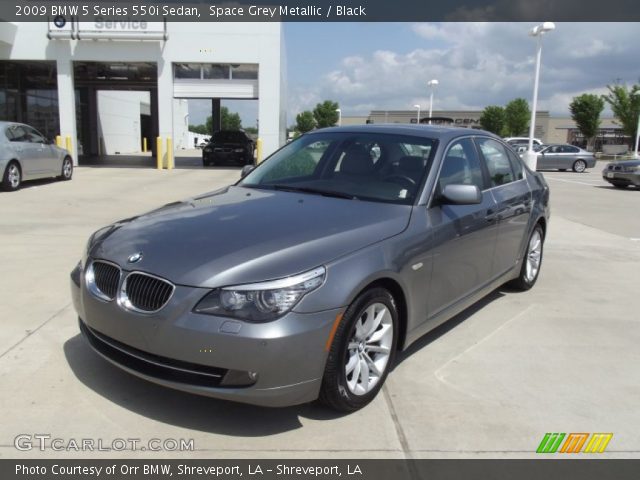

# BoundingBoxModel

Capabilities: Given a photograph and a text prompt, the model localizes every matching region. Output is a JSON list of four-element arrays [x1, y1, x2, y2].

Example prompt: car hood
[[607, 160, 640, 167], [91, 186, 412, 288]]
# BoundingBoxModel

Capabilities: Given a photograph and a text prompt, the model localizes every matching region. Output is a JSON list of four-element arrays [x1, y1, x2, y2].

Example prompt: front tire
[[2, 161, 22, 191], [572, 159, 587, 173], [509, 224, 544, 291], [59, 156, 73, 181], [319, 287, 398, 412]]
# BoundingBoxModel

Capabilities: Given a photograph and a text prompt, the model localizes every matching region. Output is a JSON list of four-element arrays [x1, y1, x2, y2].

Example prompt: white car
[[504, 137, 543, 147], [1, 121, 73, 192]]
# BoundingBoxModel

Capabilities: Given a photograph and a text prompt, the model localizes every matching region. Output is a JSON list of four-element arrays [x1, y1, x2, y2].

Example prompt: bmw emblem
[[53, 16, 66, 29], [127, 252, 143, 264]]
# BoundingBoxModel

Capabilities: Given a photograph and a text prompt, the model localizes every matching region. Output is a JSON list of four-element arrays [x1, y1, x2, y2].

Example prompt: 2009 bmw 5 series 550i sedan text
[[70, 125, 550, 412]]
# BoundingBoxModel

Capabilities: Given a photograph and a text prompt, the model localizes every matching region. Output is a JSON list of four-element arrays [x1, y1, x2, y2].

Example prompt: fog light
[[220, 369, 259, 387]]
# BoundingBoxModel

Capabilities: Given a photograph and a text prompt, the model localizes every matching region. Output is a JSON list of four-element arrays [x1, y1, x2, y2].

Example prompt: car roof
[[309, 124, 500, 142]]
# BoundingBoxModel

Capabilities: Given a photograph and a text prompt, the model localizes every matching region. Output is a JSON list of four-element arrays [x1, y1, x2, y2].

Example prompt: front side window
[[438, 138, 484, 191], [240, 132, 437, 205], [476, 137, 515, 187]]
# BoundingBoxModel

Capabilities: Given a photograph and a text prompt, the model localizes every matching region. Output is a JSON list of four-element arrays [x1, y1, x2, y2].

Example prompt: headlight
[[194, 267, 326, 322], [234, 148, 244, 153], [204, 147, 212, 153]]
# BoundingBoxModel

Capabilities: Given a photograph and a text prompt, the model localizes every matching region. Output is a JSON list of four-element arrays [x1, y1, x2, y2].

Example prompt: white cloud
[[292, 23, 640, 120]]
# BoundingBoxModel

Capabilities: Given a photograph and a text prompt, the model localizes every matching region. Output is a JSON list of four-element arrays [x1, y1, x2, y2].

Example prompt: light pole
[[413, 104, 421, 124], [524, 22, 555, 171], [336, 108, 342, 126], [427, 79, 439, 125], [632, 91, 640, 159]]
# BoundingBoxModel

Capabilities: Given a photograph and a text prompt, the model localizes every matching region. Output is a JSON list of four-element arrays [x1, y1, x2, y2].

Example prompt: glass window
[[476, 137, 515, 187], [507, 149, 525, 180], [231, 64, 258, 80], [8, 125, 29, 142], [203, 64, 230, 79], [240, 132, 437, 205], [438, 138, 484, 191], [562, 145, 579, 153], [174, 63, 201, 79], [25, 126, 46, 143]]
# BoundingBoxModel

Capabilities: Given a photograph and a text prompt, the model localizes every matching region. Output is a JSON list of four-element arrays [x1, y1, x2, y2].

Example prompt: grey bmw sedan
[[71, 125, 550, 412]]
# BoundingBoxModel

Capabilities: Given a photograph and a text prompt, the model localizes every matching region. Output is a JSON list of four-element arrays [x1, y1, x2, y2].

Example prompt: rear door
[[538, 145, 559, 169], [24, 125, 56, 175], [475, 137, 532, 278], [427, 137, 499, 318]]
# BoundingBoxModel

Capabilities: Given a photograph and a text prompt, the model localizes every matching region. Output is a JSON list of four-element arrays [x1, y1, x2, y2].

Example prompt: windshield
[[212, 131, 248, 143], [239, 132, 437, 205]]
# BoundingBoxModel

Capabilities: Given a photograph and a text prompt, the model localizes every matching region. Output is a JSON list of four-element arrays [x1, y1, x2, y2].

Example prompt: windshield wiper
[[270, 184, 358, 200]]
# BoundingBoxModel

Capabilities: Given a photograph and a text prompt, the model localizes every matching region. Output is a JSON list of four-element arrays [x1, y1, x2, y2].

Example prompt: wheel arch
[[350, 277, 409, 352]]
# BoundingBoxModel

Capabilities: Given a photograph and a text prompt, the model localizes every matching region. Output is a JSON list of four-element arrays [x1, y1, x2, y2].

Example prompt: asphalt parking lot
[[1, 164, 639, 459]]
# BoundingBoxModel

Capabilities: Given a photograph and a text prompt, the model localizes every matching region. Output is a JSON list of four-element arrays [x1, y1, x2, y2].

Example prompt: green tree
[[295, 110, 316, 133], [313, 100, 340, 128], [569, 94, 605, 151], [504, 98, 531, 137], [188, 124, 208, 135], [479, 106, 506, 135], [205, 107, 243, 133], [603, 83, 640, 147]]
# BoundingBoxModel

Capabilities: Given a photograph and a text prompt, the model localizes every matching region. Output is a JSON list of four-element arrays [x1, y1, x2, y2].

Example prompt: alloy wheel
[[525, 229, 542, 283], [8, 164, 20, 188], [63, 158, 73, 179], [345, 302, 393, 395]]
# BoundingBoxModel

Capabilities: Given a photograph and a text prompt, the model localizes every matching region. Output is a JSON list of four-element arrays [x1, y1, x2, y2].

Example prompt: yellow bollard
[[143, 137, 148, 153], [256, 138, 263, 164], [156, 137, 163, 170], [65, 136, 72, 155], [55, 135, 62, 147], [166, 137, 173, 170]]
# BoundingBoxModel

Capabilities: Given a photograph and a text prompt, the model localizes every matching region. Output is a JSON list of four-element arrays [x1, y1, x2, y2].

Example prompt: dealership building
[[342, 110, 625, 151], [0, 21, 286, 163]]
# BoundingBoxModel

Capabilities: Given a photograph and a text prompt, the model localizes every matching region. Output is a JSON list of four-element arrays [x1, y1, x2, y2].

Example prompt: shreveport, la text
[[15, 463, 363, 477]]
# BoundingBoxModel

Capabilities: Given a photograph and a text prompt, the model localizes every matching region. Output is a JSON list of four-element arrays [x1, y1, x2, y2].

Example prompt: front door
[[427, 137, 499, 318]]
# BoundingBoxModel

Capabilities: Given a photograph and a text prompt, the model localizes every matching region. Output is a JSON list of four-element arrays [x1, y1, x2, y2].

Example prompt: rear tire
[[572, 159, 587, 173], [1, 161, 21, 191], [58, 156, 73, 181], [509, 224, 544, 291], [319, 287, 398, 412]]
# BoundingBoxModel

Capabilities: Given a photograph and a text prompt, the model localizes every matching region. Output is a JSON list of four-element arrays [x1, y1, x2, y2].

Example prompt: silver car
[[1, 121, 73, 191], [536, 144, 596, 172], [71, 125, 550, 412]]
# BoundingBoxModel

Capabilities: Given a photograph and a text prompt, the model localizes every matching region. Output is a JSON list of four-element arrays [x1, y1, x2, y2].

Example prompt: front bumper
[[602, 171, 640, 186], [71, 266, 340, 407], [203, 150, 252, 165]]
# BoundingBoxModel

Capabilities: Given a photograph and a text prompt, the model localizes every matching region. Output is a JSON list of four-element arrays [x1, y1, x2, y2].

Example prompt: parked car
[[1, 121, 73, 191], [602, 160, 640, 188], [535, 144, 596, 172], [512, 143, 544, 154], [505, 137, 543, 147], [71, 125, 550, 412], [202, 130, 255, 166]]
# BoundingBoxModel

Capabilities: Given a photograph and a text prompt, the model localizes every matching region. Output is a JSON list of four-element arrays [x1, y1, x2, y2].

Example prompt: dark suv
[[202, 130, 255, 167]]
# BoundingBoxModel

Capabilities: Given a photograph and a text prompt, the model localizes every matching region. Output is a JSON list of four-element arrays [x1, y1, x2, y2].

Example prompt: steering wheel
[[384, 174, 416, 190]]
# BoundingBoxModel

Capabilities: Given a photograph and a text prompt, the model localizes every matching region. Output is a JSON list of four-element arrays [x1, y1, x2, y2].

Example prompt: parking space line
[[544, 176, 604, 187]]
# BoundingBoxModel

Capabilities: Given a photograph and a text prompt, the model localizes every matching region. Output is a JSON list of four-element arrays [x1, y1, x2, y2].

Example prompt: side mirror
[[441, 184, 482, 205], [240, 165, 255, 178]]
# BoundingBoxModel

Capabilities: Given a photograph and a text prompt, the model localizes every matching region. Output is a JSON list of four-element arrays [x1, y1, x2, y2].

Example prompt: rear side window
[[507, 149, 525, 180], [476, 137, 515, 187], [438, 138, 484, 191]]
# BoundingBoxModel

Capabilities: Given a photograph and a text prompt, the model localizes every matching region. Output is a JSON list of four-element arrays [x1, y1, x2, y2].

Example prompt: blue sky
[[190, 22, 640, 127]]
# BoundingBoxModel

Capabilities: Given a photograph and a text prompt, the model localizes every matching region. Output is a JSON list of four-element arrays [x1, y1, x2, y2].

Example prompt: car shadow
[[396, 289, 506, 365], [594, 185, 639, 191], [63, 334, 345, 436], [12, 177, 63, 190]]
